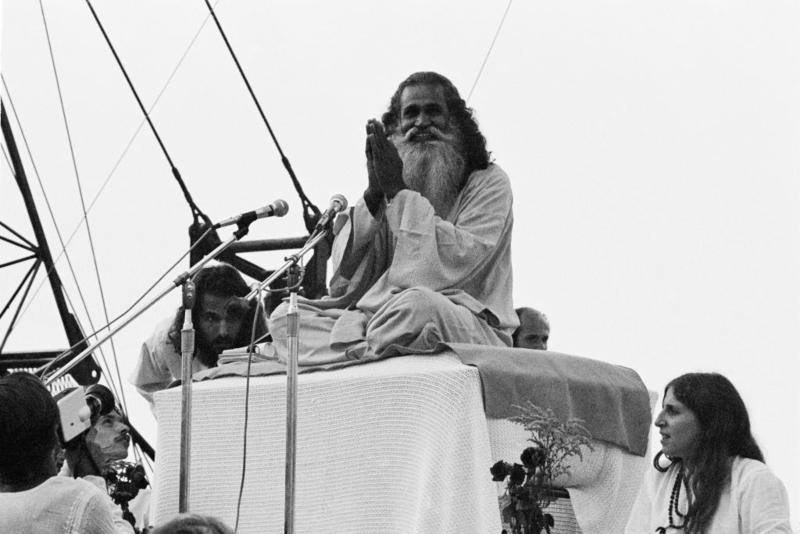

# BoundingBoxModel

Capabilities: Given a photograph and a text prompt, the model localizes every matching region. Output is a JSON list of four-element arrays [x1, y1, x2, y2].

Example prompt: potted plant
[[490, 402, 593, 534]]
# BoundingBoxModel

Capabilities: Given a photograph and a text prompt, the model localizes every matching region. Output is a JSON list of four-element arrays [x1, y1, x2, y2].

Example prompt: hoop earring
[[653, 450, 673, 472]]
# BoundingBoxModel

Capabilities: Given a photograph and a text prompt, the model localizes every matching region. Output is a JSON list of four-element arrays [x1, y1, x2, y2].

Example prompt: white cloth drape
[[152, 354, 653, 533]]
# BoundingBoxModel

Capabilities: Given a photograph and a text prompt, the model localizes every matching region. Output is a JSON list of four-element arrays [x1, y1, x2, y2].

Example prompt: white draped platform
[[152, 353, 656, 533]]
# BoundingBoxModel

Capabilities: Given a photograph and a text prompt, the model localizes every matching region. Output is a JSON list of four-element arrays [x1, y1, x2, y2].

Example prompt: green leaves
[[492, 401, 594, 533]]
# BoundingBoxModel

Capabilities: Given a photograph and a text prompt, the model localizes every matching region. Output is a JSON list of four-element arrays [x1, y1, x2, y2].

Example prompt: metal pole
[[1, 104, 101, 381], [284, 265, 300, 534], [245, 230, 329, 300], [178, 281, 196, 512]]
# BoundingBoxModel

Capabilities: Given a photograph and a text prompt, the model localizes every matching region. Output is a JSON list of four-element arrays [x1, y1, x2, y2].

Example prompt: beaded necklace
[[655, 469, 686, 533]]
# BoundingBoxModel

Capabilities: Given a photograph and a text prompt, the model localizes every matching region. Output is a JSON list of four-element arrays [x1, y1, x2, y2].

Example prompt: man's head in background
[[513, 307, 550, 350], [56, 385, 130, 477], [170, 263, 267, 367]]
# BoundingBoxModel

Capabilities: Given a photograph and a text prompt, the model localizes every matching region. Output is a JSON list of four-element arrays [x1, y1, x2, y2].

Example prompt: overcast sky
[[1, 1, 798, 524]]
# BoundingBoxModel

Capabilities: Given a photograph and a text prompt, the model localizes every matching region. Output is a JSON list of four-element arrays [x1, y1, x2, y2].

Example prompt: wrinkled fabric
[[0, 477, 127, 534], [451, 343, 652, 456], [193, 341, 653, 458], [625, 457, 793, 533], [58, 465, 150, 533], [269, 164, 517, 361]]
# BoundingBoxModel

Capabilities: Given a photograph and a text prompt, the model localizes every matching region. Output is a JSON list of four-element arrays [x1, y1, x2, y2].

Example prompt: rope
[[39, 0, 128, 410], [84, 0, 206, 224], [39, 0, 127, 411], [2, 88, 95, 374], [4, 85, 110, 381], [467, 0, 514, 104], [2, 0, 222, 384], [1, 82, 85, 320], [3, 85, 136, 398], [203, 0, 321, 234], [37, 226, 216, 386]]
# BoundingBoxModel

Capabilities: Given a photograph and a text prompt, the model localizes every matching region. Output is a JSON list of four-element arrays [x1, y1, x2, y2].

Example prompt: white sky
[[1, 1, 798, 526]]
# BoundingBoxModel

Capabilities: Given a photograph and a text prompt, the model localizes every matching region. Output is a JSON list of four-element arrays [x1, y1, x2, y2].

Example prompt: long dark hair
[[665, 372, 763, 533], [381, 71, 492, 174], [169, 263, 267, 362]]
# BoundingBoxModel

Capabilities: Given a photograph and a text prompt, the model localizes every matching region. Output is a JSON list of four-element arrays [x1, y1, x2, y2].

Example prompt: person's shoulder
[[49, 475, 103, 492], [733, 456, 772, 476], [732, 457, 786, 490], [464, 163, 512, 202], [469, 163, 509, 185], [145, 313, 179, 345], [731, 457, 792, 527], [25, 476, 104, 501]]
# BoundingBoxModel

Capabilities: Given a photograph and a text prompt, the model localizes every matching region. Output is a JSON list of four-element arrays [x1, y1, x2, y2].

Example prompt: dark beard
[[392, 126, 466, 218], [194, 333, 240, 368]]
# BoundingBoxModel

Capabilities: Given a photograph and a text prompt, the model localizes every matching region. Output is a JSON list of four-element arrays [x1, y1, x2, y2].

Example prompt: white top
[[0, 476, 128, 534], [625, 456, 792, 533], [79, 473, 151, 533], [326, 164, 517, 334], [129, 314, 208, 411], [151, 354, 503, 533]]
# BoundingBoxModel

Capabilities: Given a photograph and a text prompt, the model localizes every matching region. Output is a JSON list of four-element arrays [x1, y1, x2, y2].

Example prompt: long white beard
[[392, 127, 466, 218]]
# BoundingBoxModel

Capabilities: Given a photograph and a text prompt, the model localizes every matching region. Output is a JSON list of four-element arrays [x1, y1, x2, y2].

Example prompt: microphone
[[213, 199, 289, 229], [315, 194, 348, 230]]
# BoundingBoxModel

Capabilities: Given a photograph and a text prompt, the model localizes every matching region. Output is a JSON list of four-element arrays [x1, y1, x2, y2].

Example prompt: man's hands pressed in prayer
[[364, 121, 382, 213], [365, 119, 405, 205]]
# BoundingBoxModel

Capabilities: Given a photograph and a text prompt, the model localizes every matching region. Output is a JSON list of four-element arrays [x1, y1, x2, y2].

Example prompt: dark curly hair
[[169, 263, 268, 363], [0, 372, 60, 485], [664, 372, 763, 533], [381, 71, 491, 174]]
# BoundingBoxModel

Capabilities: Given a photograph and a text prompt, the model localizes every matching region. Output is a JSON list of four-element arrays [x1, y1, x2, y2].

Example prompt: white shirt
[[0, 476, 127, 534], [129, 314, 208, 412], [625, 456, 792, 533]]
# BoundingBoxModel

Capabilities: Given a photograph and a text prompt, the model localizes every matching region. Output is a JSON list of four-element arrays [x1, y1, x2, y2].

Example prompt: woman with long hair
[[625, 372, 791, 533]]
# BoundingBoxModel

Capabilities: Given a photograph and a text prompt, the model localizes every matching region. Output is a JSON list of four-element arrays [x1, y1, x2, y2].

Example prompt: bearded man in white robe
[[269, 71, 517, 364]]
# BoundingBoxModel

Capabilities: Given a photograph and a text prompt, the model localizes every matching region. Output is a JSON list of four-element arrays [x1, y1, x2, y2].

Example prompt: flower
[[520, 444, 546, 469], [509, 463, 526, 485], [490, 460, 511, 482], [491, 402, 593, 533]]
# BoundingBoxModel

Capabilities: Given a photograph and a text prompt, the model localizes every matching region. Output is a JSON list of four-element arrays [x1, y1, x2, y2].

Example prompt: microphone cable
[[234, 283, 267, 532]]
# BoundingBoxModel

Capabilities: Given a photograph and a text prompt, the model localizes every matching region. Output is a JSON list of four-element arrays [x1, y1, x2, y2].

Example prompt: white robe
[[0, 477, 126, 534], [269, 163, 517, 363]]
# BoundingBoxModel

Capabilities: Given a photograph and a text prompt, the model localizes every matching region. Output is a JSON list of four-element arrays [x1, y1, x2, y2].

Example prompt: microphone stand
[[42, 221, 258, 516], [42, 222, 255, 387], [239, 226, 330, 534], [43, 220, 330, 529], [244, 229, 330, 300], [284, 264, 300, 534], [179, 280, 196, 513]]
